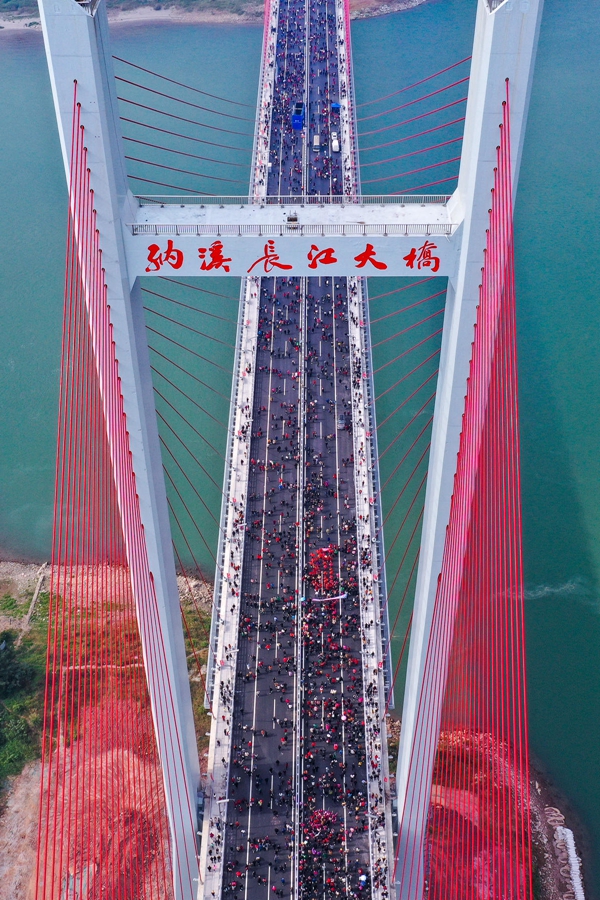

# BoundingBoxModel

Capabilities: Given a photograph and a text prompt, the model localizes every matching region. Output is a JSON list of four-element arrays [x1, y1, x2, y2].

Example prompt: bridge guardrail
[[130, 222, 453, 237], [341, 0, 360, 191], [358, 279, 394, 709], [347, 276, 394, 900], [135, 193, 451, 205]]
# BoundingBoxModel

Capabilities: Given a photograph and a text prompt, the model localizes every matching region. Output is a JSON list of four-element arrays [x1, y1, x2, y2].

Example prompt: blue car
[[291, 102, 305, 130]]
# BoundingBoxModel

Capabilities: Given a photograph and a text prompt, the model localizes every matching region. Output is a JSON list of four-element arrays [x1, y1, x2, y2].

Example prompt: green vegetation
[[0, 574, 212, 805], [0, 596, 49, 785], [0, 591, 29, 618], [385, 714, 400, 768], [0, 575, 213, 793], [180, 590, 213, 759]]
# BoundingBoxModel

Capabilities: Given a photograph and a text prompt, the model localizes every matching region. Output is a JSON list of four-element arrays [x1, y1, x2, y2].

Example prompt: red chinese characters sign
[[145, 239, 184, 273], [354, 243, 388, 270], [198, 240, 232, 272], [247, 240, 293, 274], [307, 244, 337, 269], [403, 240, 440, 273], [130, 237, 453, 279]]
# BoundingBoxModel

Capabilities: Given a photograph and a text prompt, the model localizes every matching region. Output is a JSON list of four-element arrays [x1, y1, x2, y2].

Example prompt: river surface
[[1, 0, 600, 894]]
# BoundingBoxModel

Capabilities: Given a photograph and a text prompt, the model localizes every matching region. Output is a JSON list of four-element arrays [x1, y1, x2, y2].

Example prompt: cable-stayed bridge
[[33, 0, 543, 898]]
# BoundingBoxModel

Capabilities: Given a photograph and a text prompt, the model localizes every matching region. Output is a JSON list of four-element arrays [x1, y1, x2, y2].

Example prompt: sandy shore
[[0, 0, 428, 33]]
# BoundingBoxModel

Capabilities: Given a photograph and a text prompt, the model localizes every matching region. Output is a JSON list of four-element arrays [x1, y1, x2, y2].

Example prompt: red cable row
[[35, 84, 200, 900], [394, 83, 533, 900], [357, 56, 471, 108]]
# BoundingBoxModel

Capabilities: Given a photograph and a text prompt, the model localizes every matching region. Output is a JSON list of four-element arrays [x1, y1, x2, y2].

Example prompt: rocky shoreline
[[531, 770, 587, 900]]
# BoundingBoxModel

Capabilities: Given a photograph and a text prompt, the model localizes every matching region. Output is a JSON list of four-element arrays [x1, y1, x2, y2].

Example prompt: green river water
[[1, 0, 600, 893]]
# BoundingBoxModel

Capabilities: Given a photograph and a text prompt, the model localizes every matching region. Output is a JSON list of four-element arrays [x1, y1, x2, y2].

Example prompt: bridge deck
[[199, 0, 394, 897]]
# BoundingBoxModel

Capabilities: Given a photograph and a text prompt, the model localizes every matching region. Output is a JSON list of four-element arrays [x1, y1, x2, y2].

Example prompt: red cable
[[384, 608, 413, 716], [121, 116, 251, 153], [380, 407, 435, 475], [148, 345, 230, 400], [143, 304, 235, 347], [172, 542, 214, 640], [377, 369, 439, 430], [150, 364, 228, 435], [360, 116, 466, 154], [357, 56, 471, 108], [385, 505, 425, 592], [398, 87, 533, 899], [357, 76, 470, 123], [123, 135, 249, 168], [369, 276, 435, 304], [375, 349, 441, 402], [115, 74, 254, 122], [362, 155, 461, 186], [163, 469, 218, 563], [160, 275, 239, 304], [360, 96, 468, 139], [371, 307, 444, 348], [374, 328, 443, 375], [160, 438, 221, 525], [145, 325, 231, 372], [142, 285, 238, 323], [381, 443, 431, 530], [113, 55, 254, 107], [154, 399, 226, 482], [391, 174, 459, 194], [153, 422, 215, 505], [360, 135, 463, 169], [117, 96, 253, 138], [127, 174, 213, 194], [125, 154, 248, 184]]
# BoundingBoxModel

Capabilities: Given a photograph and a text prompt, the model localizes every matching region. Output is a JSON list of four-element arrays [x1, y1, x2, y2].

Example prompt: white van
[[331, 131, 340, 153], [313, 134, 320, 150]]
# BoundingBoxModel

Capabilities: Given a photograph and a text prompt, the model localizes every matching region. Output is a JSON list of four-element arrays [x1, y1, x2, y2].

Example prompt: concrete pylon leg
[[38, 2, 200, 896], [394, 1, 544, 897]]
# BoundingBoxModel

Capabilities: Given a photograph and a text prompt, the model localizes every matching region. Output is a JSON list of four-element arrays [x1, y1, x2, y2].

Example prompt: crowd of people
[[267, 0, 307, 196], [218, 274, 302, 897], [215, 266, 390, 900], [297, 275, 392, 900], [206, 0, 392, 891]]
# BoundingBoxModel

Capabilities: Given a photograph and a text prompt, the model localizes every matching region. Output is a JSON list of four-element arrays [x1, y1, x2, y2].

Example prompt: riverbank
[[0, 560, 590, 898], [0, 0, 428, 33], [0, 557, 216, 900], [531, 769, 588, 900]]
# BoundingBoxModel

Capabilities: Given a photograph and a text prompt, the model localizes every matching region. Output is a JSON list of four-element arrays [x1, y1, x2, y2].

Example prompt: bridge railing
[[357, 278, 394, 708], [135, 193, 452, 206], [341, 0, 361, 190], [130, 222, 453, 237], [346, 277, 394, 900], [206, 282, 240, 706], [206, 356, 245, 698]]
